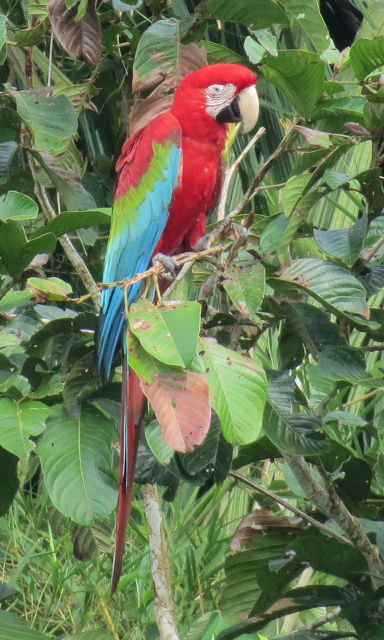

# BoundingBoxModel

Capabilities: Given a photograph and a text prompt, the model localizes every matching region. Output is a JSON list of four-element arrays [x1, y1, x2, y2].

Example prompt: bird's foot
[[152, 252, 179, 280]]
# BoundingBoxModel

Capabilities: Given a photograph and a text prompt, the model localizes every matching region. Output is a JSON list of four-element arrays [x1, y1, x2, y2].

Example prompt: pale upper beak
[[216, 85, 259, 134], [238, 85, 259, 134]]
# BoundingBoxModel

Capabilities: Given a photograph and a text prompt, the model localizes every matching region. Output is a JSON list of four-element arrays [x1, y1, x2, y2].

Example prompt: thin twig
[[364, 233, 384, 262], [142, 484, 180, 640], [26, 152, 101, 310], [229, 471, 352, 547], [216, 127, 266, 221]]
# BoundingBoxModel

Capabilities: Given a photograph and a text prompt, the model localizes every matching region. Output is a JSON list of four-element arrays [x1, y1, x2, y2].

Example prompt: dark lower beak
[[216, 96, 241, 124]]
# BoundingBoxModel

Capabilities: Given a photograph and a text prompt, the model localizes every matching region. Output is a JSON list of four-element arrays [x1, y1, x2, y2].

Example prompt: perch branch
[[142, 484, 180, 640]]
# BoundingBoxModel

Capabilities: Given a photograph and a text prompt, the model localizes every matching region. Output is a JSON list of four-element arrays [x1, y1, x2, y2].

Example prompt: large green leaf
[[0, 399, 49, 459], [350, 36, 384, 80], [220, 534, 300, 619], [206, 0, 289, 29], [278, 258, 368, 316], [6, 87, 78, 155], [262, 50, 326, 119], [0, 220, 57, 279], [280, 0, 332, 53], [30, 208, 111, 238], [196, 338, 267, 445], [37, 406, 116, 525], [314, 216, 368, 266], [0, 191, 38, 221], [128, 299, 187, 367], [223, 263, 265, 319], [267, 370, 328, 455], [158, 301, 201, 366]]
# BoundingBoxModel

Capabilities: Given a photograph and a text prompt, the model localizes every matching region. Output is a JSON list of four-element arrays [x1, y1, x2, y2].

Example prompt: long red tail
[[111, 355, 146, 593]]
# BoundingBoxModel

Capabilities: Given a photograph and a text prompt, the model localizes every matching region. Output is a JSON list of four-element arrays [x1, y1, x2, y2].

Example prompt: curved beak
[[216, 85, 259, 134], [238, 85, 259, 134]]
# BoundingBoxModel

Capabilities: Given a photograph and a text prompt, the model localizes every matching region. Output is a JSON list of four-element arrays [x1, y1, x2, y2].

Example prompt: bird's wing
[[97, 112, 182, 378]]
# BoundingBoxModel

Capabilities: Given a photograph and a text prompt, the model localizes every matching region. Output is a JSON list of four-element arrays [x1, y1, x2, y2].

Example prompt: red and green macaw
[[97, 63, 259, 591]]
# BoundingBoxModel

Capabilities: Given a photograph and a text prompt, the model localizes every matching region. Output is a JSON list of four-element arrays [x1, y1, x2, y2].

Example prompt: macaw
[[97, 63, 259, 592]]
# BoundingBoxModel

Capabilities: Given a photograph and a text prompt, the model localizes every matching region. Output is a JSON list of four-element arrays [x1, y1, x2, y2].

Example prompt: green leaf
[[282, 174, 312, 216], [278, 258, 368, 316], [223, 263, 265, 319], [0, 191, 38, 221], [314, 216, 368, 266], [199, 41, 246, 65], [291, 534, 368, 584], [244, 36, 265, 64], [158, 301, 201, 366], [0, 398, 49, 459], [0, 142, 20, 185], [281, 0, 332, 53], [262, 50, 326, 119], [185, 612, 226, 640], [267, 370, 327, 455], [0, 611, 49, 639], [128, 300, 186, 367], [197, 338, 267, 445], [0, 447, 19, 516], [30, 208, 111, 238], [37, 406, 116, 525], [0, 220, 57, 279], [133, 18, 187, 90], [220, 534, 300, 620], [0, 15, 6, 57], [6, 87, 78, 155], [206, 0, 289, 29], [350, 36, 384, 80], [307, 346, 368, 396], [281, 301, 346, 357], [0, 290, 33, 312], [27, 277, 72, 301]]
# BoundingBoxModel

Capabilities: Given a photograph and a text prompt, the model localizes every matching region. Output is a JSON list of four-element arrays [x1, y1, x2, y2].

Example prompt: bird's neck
[[171, 98, 228, 148]]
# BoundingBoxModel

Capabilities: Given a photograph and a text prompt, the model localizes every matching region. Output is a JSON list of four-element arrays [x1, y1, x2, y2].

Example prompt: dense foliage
[[2, 0, 384, 638]]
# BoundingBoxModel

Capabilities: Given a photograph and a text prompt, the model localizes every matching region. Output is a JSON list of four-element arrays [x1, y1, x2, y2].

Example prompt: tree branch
[[27, 154, 101, 310], [284, 454, 384, 586], [229, 471, 352, 547], [142, 484, 180, 640]]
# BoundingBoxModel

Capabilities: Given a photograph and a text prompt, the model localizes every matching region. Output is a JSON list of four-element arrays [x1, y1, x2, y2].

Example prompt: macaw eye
[[208, 84, 225, 95]]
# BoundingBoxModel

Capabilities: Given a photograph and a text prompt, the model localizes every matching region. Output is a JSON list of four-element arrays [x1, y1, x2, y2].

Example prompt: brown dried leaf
[[48, 0, 102, 66], [140, 370, 211, 453], [231, 508, 304, 550], [129, 43, 207, 135]]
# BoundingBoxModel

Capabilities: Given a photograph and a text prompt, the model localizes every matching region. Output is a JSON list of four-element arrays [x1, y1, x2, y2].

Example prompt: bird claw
[[152, 252, 178, 280]]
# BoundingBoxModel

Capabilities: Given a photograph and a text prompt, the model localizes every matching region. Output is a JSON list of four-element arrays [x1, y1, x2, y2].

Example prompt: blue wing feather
[[97, 114, 182, 379]]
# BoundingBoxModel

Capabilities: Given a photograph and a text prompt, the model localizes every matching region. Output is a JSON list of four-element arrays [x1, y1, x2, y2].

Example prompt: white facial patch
[[205, 83, 237, 118]]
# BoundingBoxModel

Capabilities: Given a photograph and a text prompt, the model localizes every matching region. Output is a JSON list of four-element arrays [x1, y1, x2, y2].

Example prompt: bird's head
[[172, 63, 259, 136]]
